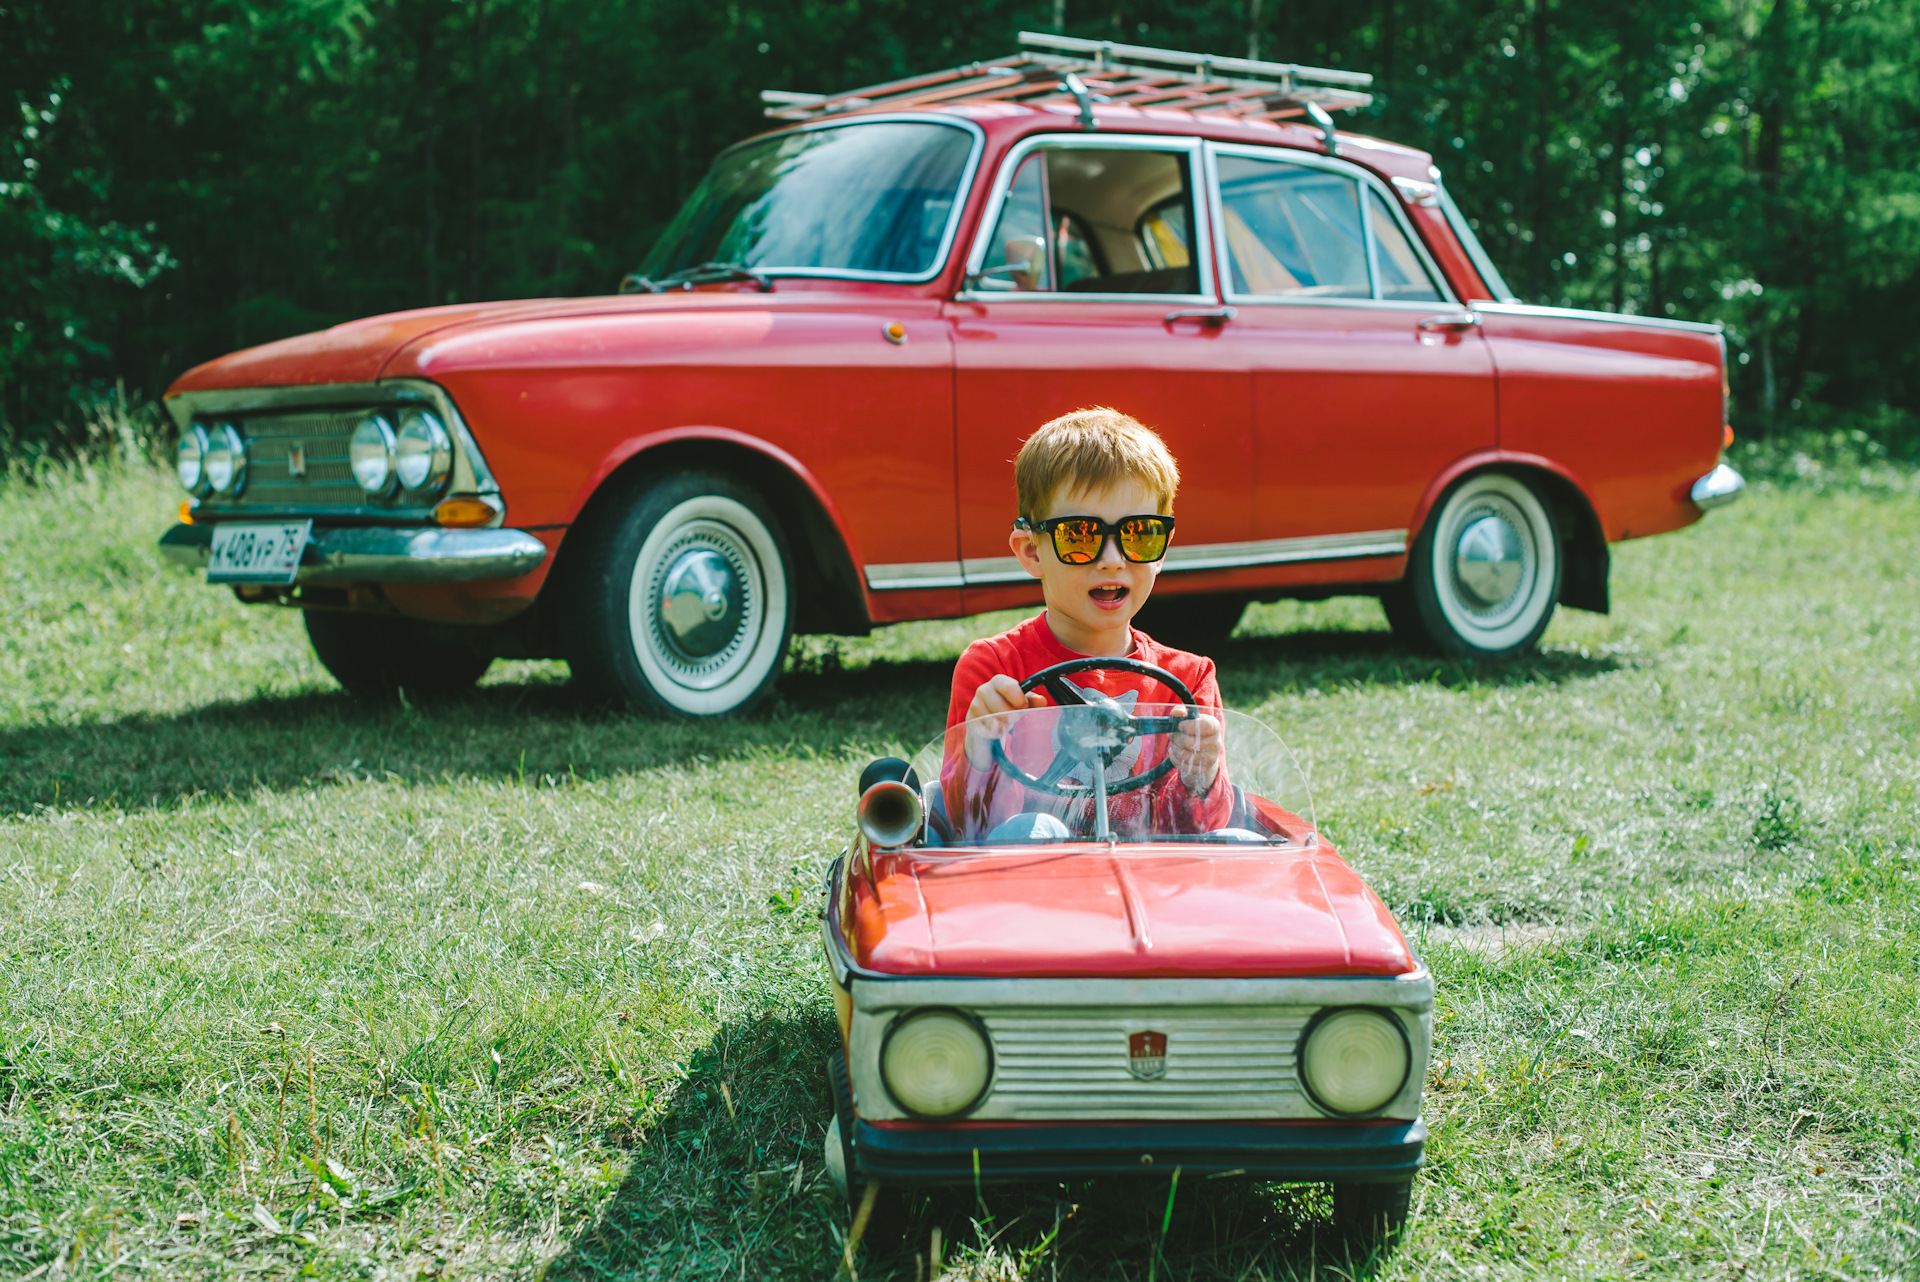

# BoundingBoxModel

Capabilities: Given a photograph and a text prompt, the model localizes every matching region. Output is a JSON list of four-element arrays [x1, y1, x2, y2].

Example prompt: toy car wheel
[[1388, 471, 1562, 658], [303, 611, 492, 702], [566, 470, 793, 717], [826, 1049, 904, 1249], [1129, 591, 1246, 653], [1332, 1178, 1412, 1249]]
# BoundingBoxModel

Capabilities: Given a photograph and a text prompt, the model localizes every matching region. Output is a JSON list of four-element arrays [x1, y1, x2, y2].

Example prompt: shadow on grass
[[549, 1008, 1403, 1282], [1, 625, 1625, 814], [1216, 628, 1627, 702]]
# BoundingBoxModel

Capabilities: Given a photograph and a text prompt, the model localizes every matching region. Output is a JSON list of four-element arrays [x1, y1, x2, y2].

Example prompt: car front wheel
[[1386, 471, 1562, 658], [565, 470, 793, 717]]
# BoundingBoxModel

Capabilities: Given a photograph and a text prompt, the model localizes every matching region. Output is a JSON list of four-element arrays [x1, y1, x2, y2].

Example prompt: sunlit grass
[[1, 459, 1915, 1278]]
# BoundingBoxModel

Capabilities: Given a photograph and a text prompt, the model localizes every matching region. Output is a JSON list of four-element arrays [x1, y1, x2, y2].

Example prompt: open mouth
[[1089, 585, 1130, 607]]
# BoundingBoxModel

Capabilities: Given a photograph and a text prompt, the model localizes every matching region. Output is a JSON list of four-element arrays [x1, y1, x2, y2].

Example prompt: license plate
[[207, 521, 312, 585]]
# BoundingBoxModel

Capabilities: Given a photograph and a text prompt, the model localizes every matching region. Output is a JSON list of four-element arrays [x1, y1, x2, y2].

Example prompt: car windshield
[[908, 706, 1315, 849], [640, 120, 976, 280]]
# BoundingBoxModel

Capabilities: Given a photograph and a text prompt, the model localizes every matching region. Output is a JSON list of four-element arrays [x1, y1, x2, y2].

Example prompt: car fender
[[1406, 448, 1605, 543]]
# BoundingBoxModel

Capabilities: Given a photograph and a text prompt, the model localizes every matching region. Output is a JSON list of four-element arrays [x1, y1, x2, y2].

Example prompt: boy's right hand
[[963, 675, 1047, 767]]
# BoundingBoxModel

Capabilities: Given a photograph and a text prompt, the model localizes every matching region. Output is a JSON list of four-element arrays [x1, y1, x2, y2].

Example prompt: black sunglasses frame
[[1014, 513, 1177, 564]]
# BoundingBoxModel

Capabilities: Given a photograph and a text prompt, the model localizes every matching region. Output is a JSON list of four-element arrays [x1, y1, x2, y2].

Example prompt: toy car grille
[[978, 1006, 1313, 1120]]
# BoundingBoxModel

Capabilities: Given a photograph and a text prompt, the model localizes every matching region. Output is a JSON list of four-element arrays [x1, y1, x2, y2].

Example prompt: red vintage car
[[824, 662, 1431, 1247], [158, 34, 1742, 715]]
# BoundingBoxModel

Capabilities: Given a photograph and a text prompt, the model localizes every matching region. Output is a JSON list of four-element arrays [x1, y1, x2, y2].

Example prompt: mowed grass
[[1, 455, 1916, 1280]]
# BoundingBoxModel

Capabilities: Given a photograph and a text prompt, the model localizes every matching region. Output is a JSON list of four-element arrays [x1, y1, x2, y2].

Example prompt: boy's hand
[[1170, 712, 1223, 796], [963, 675, 1047, 767]]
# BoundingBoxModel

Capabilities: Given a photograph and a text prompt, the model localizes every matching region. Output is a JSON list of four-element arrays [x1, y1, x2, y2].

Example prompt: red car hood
[[846, 844, 1416, 979], [164, 295, 701, 393]]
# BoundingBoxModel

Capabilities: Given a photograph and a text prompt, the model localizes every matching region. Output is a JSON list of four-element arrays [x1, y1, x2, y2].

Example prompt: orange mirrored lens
[[1053, 519, 1104, 563], [1119, 518, 1170, 561]]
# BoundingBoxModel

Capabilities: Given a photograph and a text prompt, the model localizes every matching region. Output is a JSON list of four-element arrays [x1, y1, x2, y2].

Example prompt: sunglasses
[[1015, 513, 1176, 564]]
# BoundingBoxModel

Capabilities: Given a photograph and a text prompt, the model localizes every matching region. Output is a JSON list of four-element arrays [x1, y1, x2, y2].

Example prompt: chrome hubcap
[[1453, 513, 1525, 608], [657, 545, 745, 662]]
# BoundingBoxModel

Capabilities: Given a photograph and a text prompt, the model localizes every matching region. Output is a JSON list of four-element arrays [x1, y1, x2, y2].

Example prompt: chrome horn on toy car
[[856, 757, 925, 849]]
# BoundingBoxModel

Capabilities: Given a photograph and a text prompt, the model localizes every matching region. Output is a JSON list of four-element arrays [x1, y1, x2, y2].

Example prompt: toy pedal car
[[820, 658, 1433, 1246]]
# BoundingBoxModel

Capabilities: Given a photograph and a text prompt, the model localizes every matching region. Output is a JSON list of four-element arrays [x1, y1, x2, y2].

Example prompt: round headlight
[[203, 422, 247, 496], [350, 414, 397, 496], [176, 423, 211, 495], [881, 1009, 992, 1118], [1299, 1008, 1411, 1116], [395, 409, 452, 494]]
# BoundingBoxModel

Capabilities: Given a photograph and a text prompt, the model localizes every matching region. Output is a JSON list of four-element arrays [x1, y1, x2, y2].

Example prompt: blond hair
[[1014, 408, 1181, 521]]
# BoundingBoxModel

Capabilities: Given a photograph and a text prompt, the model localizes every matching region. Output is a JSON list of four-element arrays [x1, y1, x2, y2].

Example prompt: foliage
[[1, 458, 1917, 1277], [1, 0, 1919, 446]]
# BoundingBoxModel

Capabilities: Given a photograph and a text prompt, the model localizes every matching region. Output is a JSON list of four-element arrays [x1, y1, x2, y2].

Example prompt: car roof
[[751, 32, 1436, 178]]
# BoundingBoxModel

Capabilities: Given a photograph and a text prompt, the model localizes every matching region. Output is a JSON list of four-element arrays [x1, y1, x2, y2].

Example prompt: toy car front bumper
[[158, 522, 549, 583], [853, 1118, 1425, 1185]]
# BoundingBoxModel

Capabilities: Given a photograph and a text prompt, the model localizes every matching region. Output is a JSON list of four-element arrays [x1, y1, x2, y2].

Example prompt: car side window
[[1216, 155, 1370, 299], [1367, 188, 1444, 302], [1055, 210, 1106, 288], [1135, 197, 1191, 275], [976, 153, 1052, 291], [975, 146, 1200, 295]]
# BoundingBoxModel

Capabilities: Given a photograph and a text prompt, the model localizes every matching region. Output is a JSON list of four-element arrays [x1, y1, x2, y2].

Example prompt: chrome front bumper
[[1691, 463, 1746, 510], [158, 522, 549, 583]]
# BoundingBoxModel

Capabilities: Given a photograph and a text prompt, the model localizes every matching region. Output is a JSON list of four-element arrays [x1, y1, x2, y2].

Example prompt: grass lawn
[[1, 453, 1916, 1280]]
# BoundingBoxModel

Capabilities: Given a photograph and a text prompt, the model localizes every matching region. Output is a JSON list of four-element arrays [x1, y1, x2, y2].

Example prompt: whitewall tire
[[567, 471, 793, 717], [1388, 472, 1562, 659]]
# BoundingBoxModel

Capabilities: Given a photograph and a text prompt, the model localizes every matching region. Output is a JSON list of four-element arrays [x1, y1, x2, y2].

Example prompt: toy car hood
[[839, 843, 1417, 979]]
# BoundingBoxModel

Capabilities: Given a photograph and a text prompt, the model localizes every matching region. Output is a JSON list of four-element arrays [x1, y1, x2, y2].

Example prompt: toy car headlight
[[881, 1009, 992, 1118], [1299, 1008, 1410, 1116]]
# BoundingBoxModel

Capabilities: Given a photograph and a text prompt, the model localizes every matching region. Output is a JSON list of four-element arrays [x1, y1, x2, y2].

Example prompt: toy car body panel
[[823, 704, 1434, 1187]]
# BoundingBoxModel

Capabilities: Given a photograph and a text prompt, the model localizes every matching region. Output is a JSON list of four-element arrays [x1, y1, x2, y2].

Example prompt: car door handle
[[1164, 307, 1237, 327], [1417, 310, 1481, 331]]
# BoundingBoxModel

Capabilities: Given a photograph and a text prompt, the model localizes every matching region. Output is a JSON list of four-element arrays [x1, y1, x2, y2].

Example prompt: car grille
[[197, 408, 436, 518], [979, 1006, 1313, 1120]]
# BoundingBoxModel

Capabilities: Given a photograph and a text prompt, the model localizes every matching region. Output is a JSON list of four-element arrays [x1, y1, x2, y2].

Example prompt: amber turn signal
[[1723, 424, 1735, 448], [178, 500, 195, 525], [434, 495, 499, 528]]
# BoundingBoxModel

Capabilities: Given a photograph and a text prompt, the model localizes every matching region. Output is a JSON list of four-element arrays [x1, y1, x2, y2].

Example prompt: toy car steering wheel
[[990, 657, 1199, 797]]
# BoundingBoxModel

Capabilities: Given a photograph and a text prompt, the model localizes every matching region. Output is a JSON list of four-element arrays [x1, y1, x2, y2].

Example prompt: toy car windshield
[[908, 705, 1315, 848]]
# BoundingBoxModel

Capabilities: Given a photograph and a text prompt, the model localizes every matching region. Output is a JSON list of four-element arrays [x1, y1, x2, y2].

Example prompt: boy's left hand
[[1170, 712, 1223, 795]]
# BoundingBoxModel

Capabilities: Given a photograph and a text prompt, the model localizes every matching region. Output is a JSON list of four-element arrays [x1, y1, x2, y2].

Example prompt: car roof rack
[[762, 31, 1373, 127]]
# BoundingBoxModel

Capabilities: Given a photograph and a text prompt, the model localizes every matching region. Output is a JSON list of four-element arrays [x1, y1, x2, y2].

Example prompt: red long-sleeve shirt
[[942, 613, 1232, 840]]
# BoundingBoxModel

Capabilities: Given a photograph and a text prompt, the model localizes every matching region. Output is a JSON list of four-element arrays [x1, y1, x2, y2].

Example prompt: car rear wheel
[[566, 470, 793, 717], [303, 611, 493, 702], [1331, 1178, 1412, 1251], [1386, 471, 1561, 658]]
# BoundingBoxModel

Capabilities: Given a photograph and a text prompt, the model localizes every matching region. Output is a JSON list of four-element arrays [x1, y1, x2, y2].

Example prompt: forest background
[[3, 0, 1918, 455]]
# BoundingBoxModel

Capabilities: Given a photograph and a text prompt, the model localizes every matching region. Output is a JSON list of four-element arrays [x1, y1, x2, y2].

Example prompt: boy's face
[[1011, 478, 1167, 637]]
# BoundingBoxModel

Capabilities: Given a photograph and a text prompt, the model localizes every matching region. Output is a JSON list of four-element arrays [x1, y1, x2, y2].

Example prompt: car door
[[1204, 144, 1496, 569], [947, 135, 1252, 613]]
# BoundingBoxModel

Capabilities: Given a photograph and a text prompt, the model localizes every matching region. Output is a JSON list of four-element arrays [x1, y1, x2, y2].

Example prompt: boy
[[945, 408, 1228, 838]]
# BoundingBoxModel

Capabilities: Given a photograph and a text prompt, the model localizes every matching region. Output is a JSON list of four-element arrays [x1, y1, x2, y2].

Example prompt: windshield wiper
[[617, 262, 774, 295]]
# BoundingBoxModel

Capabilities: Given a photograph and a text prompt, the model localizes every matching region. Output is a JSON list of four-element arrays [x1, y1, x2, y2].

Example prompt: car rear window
[[641, 120, 975, 279]]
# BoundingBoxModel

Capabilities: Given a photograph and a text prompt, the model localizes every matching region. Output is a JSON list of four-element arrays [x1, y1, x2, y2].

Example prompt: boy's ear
[[1009, 523, 1045, 578]]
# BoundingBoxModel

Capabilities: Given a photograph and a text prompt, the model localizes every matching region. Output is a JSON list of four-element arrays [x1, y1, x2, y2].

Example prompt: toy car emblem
[[1128, 1030, 1168, 1081]]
